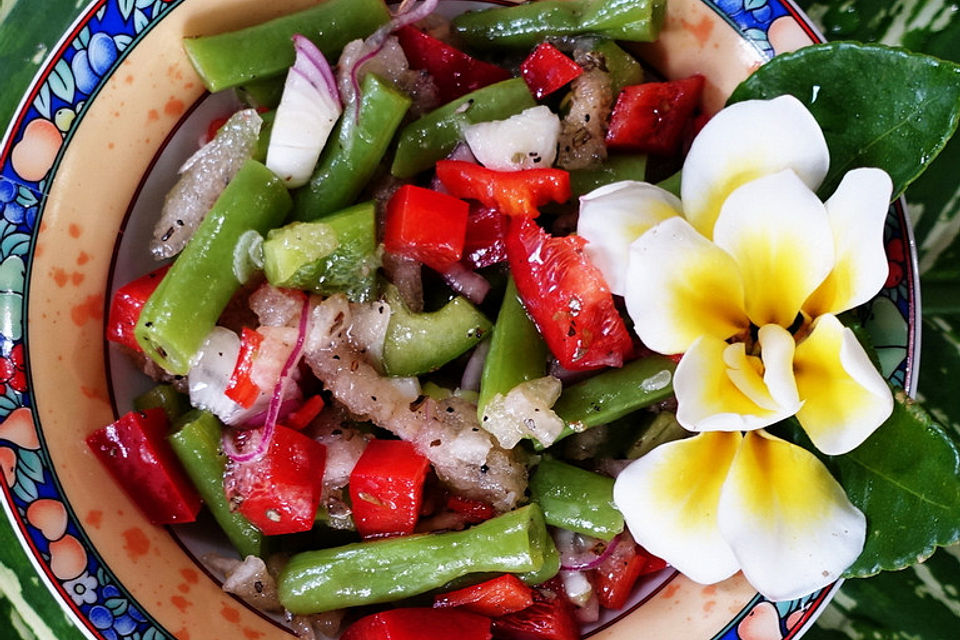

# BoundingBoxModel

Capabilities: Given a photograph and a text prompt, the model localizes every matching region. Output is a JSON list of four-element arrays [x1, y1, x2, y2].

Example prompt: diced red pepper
[[224, 425, 326, 536], [446, 494, 495, 524], [593, 539, 668, 610], [463, 205, 508, 270], [435, 160, 571, 219], [341, 607, 492, 640], [506, 217, 633, 371], [282, 395, 325, 431], [606, 75, 706, 155], [520, 43, 583, 99], [349, 439, 431, 539], [492, 580, 579, 640], [435, 574, 535, 617], [384, 184, 469, 273], [86, 408, 201, 525], [106, 264, 170, 352], [396, 26, 511, 104], [225, 327, 264, 408]]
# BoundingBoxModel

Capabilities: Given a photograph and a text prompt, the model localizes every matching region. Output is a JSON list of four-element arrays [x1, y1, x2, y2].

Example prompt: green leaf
[[805, 544, 960, 640], [796, 394, 960, 577], [728, 42, 960, 199]]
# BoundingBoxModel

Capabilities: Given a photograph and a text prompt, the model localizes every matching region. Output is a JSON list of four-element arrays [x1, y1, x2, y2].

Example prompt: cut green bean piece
[[239, 77, 285, 110], [184, 0, 391, 92], [278, 504, 553, 614], [570, 155, 648, 196], [382, 285, 493, 377], [591, 39, 645, 96], [452, 0, 666, 50], [657, 170, 682, 198], [477, 278, 548, 420], [391, 78, 537, 178], [133, 384, 190, 424], [252, 110, 275, 163], [294, 74, 411, 221], [552, 355, 677, 441], [135, 159, 291, 374], [626, 411, 690, 459], [168, 410, 266, 558], [531, 458, 623, 541], [263, 202, 378, 302]]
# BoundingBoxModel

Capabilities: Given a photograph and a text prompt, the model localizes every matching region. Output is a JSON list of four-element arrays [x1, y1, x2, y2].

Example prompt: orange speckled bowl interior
[[4, 1, 910, 638]]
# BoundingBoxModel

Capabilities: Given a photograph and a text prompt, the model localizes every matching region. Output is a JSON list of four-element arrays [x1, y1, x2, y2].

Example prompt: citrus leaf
[[728, 42, 960, 200]]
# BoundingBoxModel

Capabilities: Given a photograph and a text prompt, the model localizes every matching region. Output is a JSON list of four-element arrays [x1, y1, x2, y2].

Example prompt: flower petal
[[675, 334, 799, 432], [578, 181, 681, 295], [803, 168, 893, 317], [757, 324, 801, 411], [682, 95, 829, 238], [614, 432, 742, 585], [625, 216, 748, 354], [793, 314, 893, 455], [718, 430, 866, 601], [714, 170, 835, 328]]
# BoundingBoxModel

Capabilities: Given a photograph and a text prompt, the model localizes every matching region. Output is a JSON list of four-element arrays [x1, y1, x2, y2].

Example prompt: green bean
[[552, 355, 677, 442], [136, 159, 291, 374], [570, 155, 648, 196], [294, 74, 411, 221], [238, 77, 285, 110], [168, 411, 266, 558], [591, 39, 645, 96], [263, 202, 378, 302], [278, 504, 553, 614], [657, 170, 682, 198], [531, 458, 623, 540], [382, 285, 493, 377], [391, 78, 537, 178], [477, 278, 548, 420], [133, 384, 190, 424], [183, 0, 391, 92], [452, 0, 666, 50]]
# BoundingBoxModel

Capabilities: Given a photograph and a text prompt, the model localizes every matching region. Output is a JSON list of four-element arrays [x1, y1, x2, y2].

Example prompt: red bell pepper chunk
[[86, 408, 201, 525], [341, 607, 492, 640], [282, 395, 325, 431], [106, 264, 171, 352], [349, 439, 431, 539], [384, 184, 469, 273], [396, 26, 511, 104], [224, 327, 264, 408], [606, 75, 706, 155], [506, 217, 633, 371], [520, 43, 583, 100], [225, 425, 326, 535], [463, 205, 508, 270], [593, 539, 668, 610], [492, 580, 579, 640], [446, 494, 495, 524], [435, 160, 571, 219], [435, 574, 535, 617]]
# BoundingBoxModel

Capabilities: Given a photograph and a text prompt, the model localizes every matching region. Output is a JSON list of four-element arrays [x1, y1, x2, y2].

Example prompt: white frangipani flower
[[578, 95, 894, 601]]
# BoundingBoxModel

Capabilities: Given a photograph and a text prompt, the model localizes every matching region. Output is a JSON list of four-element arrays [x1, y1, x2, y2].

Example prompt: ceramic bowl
[[0, 0, 920, 639]]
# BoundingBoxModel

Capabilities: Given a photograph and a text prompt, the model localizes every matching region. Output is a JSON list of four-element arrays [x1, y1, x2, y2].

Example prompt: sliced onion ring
[[223, 295, 312, 463], [556, 529, 622, 571]]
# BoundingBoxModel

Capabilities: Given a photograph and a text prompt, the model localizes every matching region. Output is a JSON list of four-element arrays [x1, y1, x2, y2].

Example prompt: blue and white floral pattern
[[0, 1, 916, 640]]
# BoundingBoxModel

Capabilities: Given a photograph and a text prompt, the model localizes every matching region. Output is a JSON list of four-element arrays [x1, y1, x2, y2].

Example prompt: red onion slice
[[461, 339, 490, 392], [442, 262, 491, 304], [556, 530, 622, 571], [224, 296, 312, 463], [292, 34, 341, 105], [344, 0, 439, 116]]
